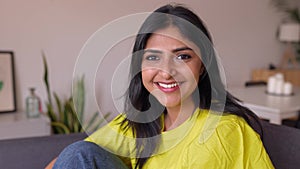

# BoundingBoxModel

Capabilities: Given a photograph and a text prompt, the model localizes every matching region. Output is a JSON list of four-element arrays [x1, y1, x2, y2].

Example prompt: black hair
[[121, 4, 262, 169]]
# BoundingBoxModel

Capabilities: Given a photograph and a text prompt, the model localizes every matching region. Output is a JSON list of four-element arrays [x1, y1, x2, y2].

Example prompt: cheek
[[188, 67, 202, 86], [192, 67, 201, 82], [141, 69, 157, 87], [184, 63, 202, 83]]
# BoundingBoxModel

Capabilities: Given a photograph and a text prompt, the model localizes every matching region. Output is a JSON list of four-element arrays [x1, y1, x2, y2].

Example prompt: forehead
[[145, 26, 200, 54]]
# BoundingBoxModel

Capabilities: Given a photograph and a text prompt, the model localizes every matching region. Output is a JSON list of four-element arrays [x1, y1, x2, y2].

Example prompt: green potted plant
[[42, 52, 110, 134]]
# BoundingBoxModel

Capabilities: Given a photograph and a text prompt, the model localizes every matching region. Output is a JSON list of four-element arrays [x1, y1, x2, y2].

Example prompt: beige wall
[[0, 0, 285, 114]]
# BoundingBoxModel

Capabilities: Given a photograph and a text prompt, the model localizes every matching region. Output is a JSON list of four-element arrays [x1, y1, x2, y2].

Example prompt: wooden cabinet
[[251, 69, 300, 86]]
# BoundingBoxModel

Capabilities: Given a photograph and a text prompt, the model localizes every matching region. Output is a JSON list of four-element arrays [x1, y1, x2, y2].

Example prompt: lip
[[155, 82, 181, 93]]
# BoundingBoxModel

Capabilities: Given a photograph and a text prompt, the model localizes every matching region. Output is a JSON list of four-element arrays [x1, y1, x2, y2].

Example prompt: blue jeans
[[53, 141, 129, 169]]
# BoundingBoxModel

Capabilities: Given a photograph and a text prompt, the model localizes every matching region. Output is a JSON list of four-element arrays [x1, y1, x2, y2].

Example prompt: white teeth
[[158, 82, 178, 89]]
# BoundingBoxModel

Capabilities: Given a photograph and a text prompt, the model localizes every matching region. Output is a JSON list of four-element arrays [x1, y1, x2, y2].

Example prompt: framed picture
[[0, 51, 16, 112]]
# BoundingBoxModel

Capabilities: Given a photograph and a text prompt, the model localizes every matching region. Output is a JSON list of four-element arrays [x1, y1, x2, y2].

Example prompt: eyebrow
[[144, 47, 193, 54], [172, 47, 193, 53]]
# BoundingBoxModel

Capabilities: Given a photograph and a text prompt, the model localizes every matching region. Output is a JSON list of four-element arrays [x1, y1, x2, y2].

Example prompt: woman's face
[[141, 26, 203, 108]]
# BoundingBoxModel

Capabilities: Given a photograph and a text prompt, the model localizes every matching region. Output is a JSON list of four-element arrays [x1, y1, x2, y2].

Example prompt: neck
[[164, 97, 196, 131]]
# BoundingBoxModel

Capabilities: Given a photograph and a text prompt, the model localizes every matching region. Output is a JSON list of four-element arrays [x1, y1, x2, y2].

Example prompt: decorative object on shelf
[[26, 87, 42, 118], [0, 51, 16, 113], [267, 73, 293, 96], [42, 52, 110, 134], [278, 23, 300, 68], [271, 0, 300, 61]]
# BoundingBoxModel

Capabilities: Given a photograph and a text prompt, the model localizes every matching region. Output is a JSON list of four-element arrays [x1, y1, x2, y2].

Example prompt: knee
[[63, 141, 99, 154], [53, 141, 101, 168], [57, 141, 104, 159], [53, 141, 128, 169]]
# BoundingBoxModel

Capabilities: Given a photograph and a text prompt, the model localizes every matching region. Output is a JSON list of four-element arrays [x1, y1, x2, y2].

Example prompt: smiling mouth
[[157, 82, 180, 89]]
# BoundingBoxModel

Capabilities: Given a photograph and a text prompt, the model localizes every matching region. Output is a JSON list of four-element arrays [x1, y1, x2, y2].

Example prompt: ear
[[199, 63, 205, 75]]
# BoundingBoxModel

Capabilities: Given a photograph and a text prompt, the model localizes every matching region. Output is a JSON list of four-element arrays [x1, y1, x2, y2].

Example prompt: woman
[[51, 4, 274, 169]]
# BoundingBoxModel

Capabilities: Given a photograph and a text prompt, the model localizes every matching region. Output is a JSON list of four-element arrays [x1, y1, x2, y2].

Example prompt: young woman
[[51, 4, 274, 169]]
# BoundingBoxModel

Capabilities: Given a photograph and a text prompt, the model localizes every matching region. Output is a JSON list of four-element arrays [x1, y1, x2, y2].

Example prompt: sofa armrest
[[0, 133, 87, 169], [262, 120, 300, 169]]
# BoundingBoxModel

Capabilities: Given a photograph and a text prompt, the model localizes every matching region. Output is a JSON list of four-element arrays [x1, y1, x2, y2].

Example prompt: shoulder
[[219, 113, 250, 131], [198, 110, 260, 144], [199, 109, 250, 130], [217, 113, 259, 139], [198, 110, 262, 154], [194, 110, 274, 168], [206, 110, 253, 132]]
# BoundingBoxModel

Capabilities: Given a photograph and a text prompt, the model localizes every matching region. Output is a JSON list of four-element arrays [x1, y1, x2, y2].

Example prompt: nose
[[159, 59, 177, 79]]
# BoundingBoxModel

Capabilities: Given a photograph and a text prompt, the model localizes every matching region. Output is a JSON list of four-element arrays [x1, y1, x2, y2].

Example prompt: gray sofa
[[0, 121, 300, 169]]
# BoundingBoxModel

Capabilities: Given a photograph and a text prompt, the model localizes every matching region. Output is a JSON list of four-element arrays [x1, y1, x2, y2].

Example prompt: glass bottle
[[26, 88, 41, 118]]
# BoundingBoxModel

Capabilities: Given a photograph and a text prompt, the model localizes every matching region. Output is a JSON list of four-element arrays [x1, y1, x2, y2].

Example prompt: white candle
[[283, 82, 293, 95], [267, 76, 277, 94], [275, 78, 284, 95], [275, 73, 284, 81]]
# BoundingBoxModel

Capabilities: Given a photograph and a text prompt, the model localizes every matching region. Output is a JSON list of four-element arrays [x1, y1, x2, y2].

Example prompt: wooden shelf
[[252, 69, 300, 86]]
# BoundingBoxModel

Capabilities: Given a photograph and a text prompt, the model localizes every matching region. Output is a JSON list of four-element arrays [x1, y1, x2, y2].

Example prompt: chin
[[159, 100, 181, 108]]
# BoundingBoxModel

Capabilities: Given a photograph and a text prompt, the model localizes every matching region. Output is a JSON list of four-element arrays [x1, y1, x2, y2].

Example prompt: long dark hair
[[121, 4, 262, 169]]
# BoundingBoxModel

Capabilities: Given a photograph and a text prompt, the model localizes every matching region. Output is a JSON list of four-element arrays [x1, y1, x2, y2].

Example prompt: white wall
[[0, 0, 284, 115]]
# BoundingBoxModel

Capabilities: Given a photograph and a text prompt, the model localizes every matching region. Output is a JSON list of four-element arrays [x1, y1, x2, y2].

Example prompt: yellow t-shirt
[[85, 109, 274, 169]]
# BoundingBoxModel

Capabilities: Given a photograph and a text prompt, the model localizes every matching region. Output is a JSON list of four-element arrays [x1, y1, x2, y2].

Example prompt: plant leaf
[[64, 99, 73, 132], [53, 92, 64, 122], [42, 51, 52, 106], [46, 103, 57, 122], [73, 75, 85, 122], [51, 122, 70, 134], [0, 81, 3, 91]]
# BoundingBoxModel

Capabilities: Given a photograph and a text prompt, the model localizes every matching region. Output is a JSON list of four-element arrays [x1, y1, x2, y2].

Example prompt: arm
[[44, 158, 57, 169]]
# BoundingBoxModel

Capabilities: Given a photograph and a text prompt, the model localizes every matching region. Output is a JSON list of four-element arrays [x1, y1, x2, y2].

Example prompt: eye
[[176, 54, 192, 60], [145, 55, 160, 61]]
